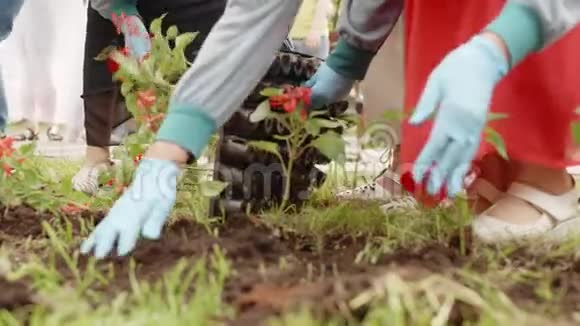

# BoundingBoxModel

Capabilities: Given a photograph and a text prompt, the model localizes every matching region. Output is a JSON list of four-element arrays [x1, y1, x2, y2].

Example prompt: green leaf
[[249, 101, 271, 123], [149, 14, 167, 37], [200, 180, 227, 197], [174, 32, 197, 53], [383, 110, 406, 122], [111, 51, 141, 79], [484, 127, 508, 160], [305, 118, 342, 137], [166, 25, 179, 40], [94, 45, 117, 61], [260, 87, 283, 97], [308, 110, 328, 118], [311, 131, 346, 164], [304, 119, 321, 136], [127, 143, 146, 158], [120, 81, 134, 97], [247, 140, 280, 156], [311, 118, 342, 129], [338, 113, 359, 125], [487, 112, 508, 122], [571, 122, 580, 144]]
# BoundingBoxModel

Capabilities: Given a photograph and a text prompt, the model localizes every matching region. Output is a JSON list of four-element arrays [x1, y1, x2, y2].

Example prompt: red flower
[[133, 153, 143, 165], [0, 137, 15, 158], [269, 94, 289, 108], [145, 113, 165, 132], [137, 89, 156, 110], [295, 87, 312, 108], [267, 86, 312, 114], [107, 47, 129, 73], [61, 203, 87, 215], [106, 178, 115, 186], [2, 163, 13, 176], [283, 98, 297, 113]]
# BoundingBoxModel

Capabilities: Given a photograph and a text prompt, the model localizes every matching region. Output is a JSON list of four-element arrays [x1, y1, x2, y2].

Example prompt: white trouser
[[50, 0, 86, 133], [0, 0, 85, 133]]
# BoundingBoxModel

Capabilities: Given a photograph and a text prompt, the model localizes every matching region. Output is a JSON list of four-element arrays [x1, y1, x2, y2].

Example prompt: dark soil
[[1, 206, 580, 324], [0, 277, 34, 309]]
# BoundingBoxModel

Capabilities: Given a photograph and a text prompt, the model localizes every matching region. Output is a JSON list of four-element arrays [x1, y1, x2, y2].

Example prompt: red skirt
[[400, 0, 580, 203]]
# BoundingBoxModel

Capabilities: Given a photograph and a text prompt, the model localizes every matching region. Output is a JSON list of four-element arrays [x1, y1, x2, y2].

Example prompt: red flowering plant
[[0, 139, 89, 214], [95, 15, 226, 200], [249, 85, 355, 209], [95, 15, 192, 157]]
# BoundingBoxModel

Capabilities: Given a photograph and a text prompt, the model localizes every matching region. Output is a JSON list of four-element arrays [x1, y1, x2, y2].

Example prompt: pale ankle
[[514, 164, 572, 195], [86, 146, 110, 165]]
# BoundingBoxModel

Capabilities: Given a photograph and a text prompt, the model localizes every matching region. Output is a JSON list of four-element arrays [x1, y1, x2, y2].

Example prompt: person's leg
[[466, 153, 512, 214], [23, 0, 57, 133], [72, 5, 121, 194], [0, 0, 24, 134], [0, 0, 24, 42], [3, 2, 37, 139], [479, 162, 572, 223], [48, 0, 87, 141], [0, 70, 7, 135]]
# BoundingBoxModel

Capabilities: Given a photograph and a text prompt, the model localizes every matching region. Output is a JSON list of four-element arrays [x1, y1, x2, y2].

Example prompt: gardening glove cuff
[[485, 1, 543, 67], [156, 104, 217, 159], [325, 39, 376, 81]]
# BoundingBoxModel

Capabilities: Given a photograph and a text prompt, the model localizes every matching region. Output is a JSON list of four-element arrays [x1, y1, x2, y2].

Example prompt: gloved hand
[[305, 62, 355, 109], [409, 35, 509, 196], [80, 159, 180, 259], [119, 15, 151, 60]]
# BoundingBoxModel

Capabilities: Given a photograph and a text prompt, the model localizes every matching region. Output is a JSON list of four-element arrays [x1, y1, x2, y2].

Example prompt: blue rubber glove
[[80, 159, 179, 259], [119, 15, 151, 60], [305, 63, 355, 109], [409, 35, 509, 196]]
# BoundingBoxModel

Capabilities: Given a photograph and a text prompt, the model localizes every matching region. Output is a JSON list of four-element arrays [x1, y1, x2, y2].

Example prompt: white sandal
[[335, 181, 394, 201], [380, 195, 418, 213], [473, 182, 580, 243], [335, 171, 402, 201], [72, 162, 111, 195]]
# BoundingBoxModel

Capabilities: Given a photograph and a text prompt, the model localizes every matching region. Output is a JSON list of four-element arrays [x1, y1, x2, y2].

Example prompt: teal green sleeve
[[155, 104, 217, 159], [485, 1, 543, 67], [90, 0, 139, 19], [110, 0, 139, 17], [325, 39, 375, 80]]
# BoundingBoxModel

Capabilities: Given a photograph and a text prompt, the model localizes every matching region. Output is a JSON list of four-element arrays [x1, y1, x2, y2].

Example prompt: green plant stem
[[281, 156, 294, 210], [280, 128, 310, 210]]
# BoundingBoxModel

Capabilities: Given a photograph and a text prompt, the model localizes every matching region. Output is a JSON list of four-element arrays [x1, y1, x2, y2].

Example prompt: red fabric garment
[[400, 0, 580, 204]]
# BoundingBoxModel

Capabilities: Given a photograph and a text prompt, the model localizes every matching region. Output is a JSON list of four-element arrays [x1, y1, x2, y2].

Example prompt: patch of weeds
[[352, 273, 549, 325], [261, 198, 466, 260], [1, 246, 233, 324], [268, 306, 342, 326]]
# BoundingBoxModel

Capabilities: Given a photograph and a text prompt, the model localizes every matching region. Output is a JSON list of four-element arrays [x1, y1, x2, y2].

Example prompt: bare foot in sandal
[[474, 164, 580, 243]]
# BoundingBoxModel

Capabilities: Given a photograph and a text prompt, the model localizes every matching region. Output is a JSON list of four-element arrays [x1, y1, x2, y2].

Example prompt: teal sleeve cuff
[[485, 1, 543, 67], [325, 39, 376, 80], [110, 1, 139, 17], [155, 105, 217, 159]]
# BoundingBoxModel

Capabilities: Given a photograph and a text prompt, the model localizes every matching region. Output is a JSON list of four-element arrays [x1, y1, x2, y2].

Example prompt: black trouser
[[82, 0, 225, 147]]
